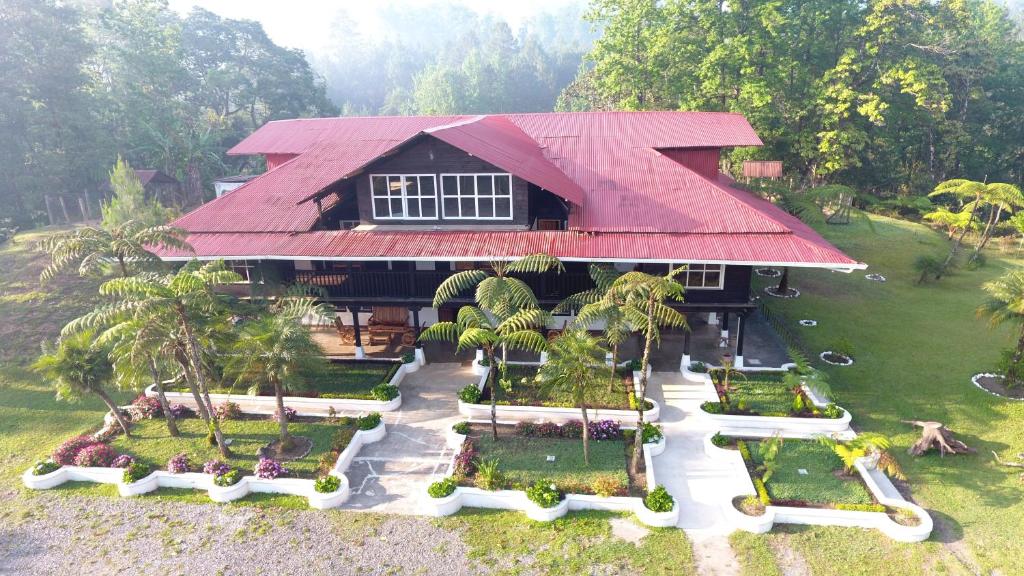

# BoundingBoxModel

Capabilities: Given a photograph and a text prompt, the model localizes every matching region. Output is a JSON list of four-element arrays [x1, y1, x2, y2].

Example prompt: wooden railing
[[755, 297, 809, 360]]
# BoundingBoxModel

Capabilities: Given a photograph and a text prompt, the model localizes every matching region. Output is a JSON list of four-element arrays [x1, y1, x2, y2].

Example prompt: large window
[[370, 174, 437, 220], [670, 263, 724, 289], [440, 173, 513, 220]]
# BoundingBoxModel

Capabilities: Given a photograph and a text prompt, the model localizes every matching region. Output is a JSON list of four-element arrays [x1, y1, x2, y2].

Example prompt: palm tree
[[39, 220, 192, 282], [34, 330, 132, 437], [969, 183, 1024, 262], [535, 330, 611, 465], [224, 293, 333, 450], [978, 270, 1024, 385], [421, 254, 560, 439], [602, 269, 687, 470], [928, 179, 988, 274], [558, 264, 630, 392], [66, 260, 242, 456]]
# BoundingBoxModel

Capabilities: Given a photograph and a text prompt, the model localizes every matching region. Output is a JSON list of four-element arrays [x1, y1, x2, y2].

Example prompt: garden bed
[[700, 371, 847, 423], [971, 373, 1024, 400], [740, 439, 874, 508], [481, 364, 637, 410], [167, 359, 401, 400]]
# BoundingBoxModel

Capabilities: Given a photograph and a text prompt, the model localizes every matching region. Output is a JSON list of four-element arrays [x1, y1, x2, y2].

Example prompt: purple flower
[[73, 443, 118, 467], [168, 404, 194, 419], [253, 457, 286, 479], [536, 422, 560, 438], [167, 453, 192, 474], [203, 459, 231, 476], [130, 395, 162, 419], [53, 435, 101, 466], [112, 454, 135, 468], [560, 420, 584, 438], [588, 419, 621, 440], [274, 406, 297, 421]]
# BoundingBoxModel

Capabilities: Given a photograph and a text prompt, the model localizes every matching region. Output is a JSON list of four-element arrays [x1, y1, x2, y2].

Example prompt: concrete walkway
[[341, 363, 476, 513]]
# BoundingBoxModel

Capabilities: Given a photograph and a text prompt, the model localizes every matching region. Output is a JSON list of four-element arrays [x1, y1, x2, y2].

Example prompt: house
[[213, 174, 258, 198], [134, 169, 183, 207], [154, 112, 863, 366]]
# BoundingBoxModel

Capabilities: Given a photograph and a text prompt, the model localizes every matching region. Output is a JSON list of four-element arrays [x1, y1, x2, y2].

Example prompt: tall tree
[[39, 221, 190, 282], [558, 264, 630, 391]]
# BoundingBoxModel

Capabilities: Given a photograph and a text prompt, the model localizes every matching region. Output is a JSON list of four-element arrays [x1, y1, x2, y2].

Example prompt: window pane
[[420, 176, 435, 196], [479, 198, 494, 218], [443, 197, 459, 217], [477, 175, 493, 196], [686, 271, 702, 287], [405, 176, 419, 197], [407, 199, 420, 218], [704, 271, 721, 287], [495, 175, 511, 196], [390, 198, 404, 217], [460, 197, 476, 217], [459, 176, 475, 196], [371, 176, 387, 196], [421, 198, 437, 218], [374, 198, 390, 217], [442, 175, 458, 196], [495, 198, 511, 218], [388, 176, 403, 196]]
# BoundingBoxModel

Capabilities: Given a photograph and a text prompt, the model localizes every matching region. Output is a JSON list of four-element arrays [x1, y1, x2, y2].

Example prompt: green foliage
[[640, 422, 663, 444], [38, 221, 191, 283], [122, 462, 151, 484], [32, 459, 60, 476], [370, 383, 399, 402], [474, 458, 504, 491], [314, 474, 341, 494], [357, 412, 382, 431], [757, 435, 784, 484], [452, 421, 470, 435], [643, 485, 674, 513], [711, 432, 729, 448], [835, 503, 887, 513], [427, 476, 458, 498], [471, 434, 628, 495], [213, 469, 240, 487], [590, 475, 626, 497], [750, 440, 873, 506], [33, 330, 113, 404], [701, 401, 724, 414], [913, 255, 945, 285], [525, 480, 562, 508], [401, 351, 416, 364], [458, 384, 482, 404], [752, 478, 771, 506], [102, 157, 176, 228], [828, 337, 855, 360]]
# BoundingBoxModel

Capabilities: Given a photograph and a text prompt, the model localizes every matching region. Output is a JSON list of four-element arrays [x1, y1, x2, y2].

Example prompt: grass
[[489, 364, 634, 409], [438, 509, 696, 575], [721, 372, 794, 415], [730, 531, 783, 576], [745, 439, 873, 506], [169, 359, 398, 399], [469, 429, 630, 494], [108, 416, 349, 478]]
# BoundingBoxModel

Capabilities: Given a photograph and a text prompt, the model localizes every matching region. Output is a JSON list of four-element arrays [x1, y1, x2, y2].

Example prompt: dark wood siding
[[355, 137, 529, 226], [683, 265, 751, 304]]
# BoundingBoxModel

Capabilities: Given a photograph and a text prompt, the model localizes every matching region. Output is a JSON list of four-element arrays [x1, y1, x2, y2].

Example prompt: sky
[[166, 0, 584, 54]]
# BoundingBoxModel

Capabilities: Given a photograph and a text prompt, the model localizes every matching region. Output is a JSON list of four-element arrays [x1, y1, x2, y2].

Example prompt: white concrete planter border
[[819, 351, 854, 366], [421, 434, 675, 527], [970, 373, 1024, 401], [865, 273, 887, 282], [755, 268, 782, 278], [147, 364, 406, 415], [461, 364, 659, 423], [22, 422, 387, 510], [798, 319, 817, 327], [702, 432, 932, 542], [764, 286, 800, 299]]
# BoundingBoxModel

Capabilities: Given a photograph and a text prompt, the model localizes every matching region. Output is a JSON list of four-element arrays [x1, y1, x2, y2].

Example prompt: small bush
[[997, 349, 1024, 388], [711, 432, 729, 447], [828, 337, 855, 360], [168, 404, 194, 419], [452, 421, 470, 435], [474, 458, 503, 491], [357, 412, 382, 430], [401, 351, 416, 364], [644, 485, 675, 512], [274, 406, 297, 421], [254, 457, 286, 479], [428, 476, 458, 498], [371, 383, 399, 401], [689, 361, 708, 373], [752, 478, 771, 506], [112, 454, 135, 468], [591, 475, 626, 497], [560, 420, 584, 438], [458, 384, 482, 404], [478, 357, 490, 367], [214, 469, 241, 487], [452, 441, 478, 478], [32, 459, 60, 476], [130, 395, 162, 419], [53, 435, 100, 466], [588, 419, 621, 440], [823, 404, 844, 419], [526, 481, 562, 508], [835, 503, 886, 512], [701, 401, 724, 414], [628, 359, 642, 371], [737, 440, 752, 462], [514, 421, 538, 437], [214, 401, 241, 421], [640, 422, 663, 444], [203, 459, 231, 476], [314, 474, 342, 493], [536, 421, 560, 438], [167, 453, 192, 474], [122, 462, 151, 484], [73, 443, 118, 467]]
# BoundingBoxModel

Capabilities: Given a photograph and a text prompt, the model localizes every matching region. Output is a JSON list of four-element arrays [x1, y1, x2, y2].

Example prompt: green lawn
[[169, 359, 398, 399], [108, 416, 348, 478], [468, 429, 631, 494], [745, 439, 873, 506], [489, 364, 634, 409]]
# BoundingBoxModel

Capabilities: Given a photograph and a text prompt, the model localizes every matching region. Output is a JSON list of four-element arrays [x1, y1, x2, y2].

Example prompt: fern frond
[[434, 270, 488, 307]]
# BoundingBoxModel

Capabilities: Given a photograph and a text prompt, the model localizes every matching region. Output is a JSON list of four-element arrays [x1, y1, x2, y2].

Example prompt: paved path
[[342, 363, 474, 513]]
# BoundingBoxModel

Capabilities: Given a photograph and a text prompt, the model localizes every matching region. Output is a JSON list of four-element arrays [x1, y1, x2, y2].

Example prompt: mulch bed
[[764, 286, 800, 298], [261, 435, 314, 461], [973, 375, 1024, 400]]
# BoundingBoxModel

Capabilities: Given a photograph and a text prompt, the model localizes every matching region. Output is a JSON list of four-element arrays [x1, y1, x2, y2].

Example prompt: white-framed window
[[670, 263, 725, 289], [370, 174, 438, 220], [440, 173, 513, 220], [225, 260, 256, 283]]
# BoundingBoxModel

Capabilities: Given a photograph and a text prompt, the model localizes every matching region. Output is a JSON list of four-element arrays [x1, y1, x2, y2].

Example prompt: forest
[[3, 0, 1024, 229]]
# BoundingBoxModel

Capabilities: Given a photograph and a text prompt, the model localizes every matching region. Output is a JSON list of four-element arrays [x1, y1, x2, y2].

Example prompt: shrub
[[560, 420, 584, 438], [32, 459, 60, 476], [274, 406, 297, 421], [640, 422, 663, 444], [112, 454, 135, 468], [701, 401, 724, 414], [130, 395, 161, 419], [689, 361, 708, 373], [122, 462, 151, 484], [514, 421, 537, 437], [214, 401, 241, 421], [427, 477, 458, 498], [73, 443, 118, 467], [752, 478, 771, 506], [997, 349, 1024, 388], [737, 440, 752, 462], [401, 351, 416, 364], [203, 459, 231, 476], [474, 458, 503, 491], [644, 485, 675, 512], [452, 421, 470, 435], [710, 432, 729, 448], [526, 481, 562, 508], [168, 404, 194, 419], [53, 435, 100, 466], [536, 421, 560, 438], [452, 442, 478, 478], [254, 457, 286, 479], [357, 412, 382, 430], [458, 384, 482, 404], [828, 337, 855, 360], [588, 419, 621, 440], [628, 359, 642, 371], [823, 404, 844, 419], [835, 503, 886, 512], [214, 469, 241, 487], [314, 474, 342, 493], [371, 383, 400, 401], [167, 453, 192, 474], [591, 475, 626, 497], [478, 357, 490, 367]]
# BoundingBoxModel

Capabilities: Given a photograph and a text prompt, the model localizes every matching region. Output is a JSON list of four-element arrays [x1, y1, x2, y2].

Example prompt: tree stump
[[991, 451, 1024, 481], [903, 420, 975, 456]]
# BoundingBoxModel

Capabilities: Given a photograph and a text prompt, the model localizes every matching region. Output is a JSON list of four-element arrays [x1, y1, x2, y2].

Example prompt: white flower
[[549, 484, 557, 491]]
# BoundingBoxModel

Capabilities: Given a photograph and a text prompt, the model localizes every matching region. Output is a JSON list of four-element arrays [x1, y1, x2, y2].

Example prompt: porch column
[[680, 328, 692, 372], [349, 306, 364, 359], [735, 312, 747, 368], [411, 306, 425, 365], [720, 312, 730, 347]]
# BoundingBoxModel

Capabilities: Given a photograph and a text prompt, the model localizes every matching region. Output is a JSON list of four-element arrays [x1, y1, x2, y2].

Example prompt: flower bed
[[700, 371, 848, 426], [971, 373, 1024, 400]]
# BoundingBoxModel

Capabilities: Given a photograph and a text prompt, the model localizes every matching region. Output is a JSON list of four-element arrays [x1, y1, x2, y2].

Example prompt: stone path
[[342, 363, 473, 513]]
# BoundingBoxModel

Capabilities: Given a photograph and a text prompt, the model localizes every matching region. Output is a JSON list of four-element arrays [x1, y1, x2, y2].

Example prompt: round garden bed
[[820, 351, 854, 366], [799, 319, 817, 327], [764, 286, 800, 299], [971, 373, 1024, 400], [261, 435, 314, 461], [755, 268, 782, 278], [866, 273, 887, 282]]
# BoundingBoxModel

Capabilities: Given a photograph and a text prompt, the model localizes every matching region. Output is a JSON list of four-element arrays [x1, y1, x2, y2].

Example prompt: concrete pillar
[[350, 307, 364, 359], [680, 329, 692, 371], [735, 313, 747, 368]]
